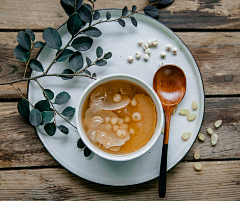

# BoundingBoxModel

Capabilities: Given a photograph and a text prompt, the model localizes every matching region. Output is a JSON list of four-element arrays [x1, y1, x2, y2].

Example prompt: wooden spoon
[[153, 65, 186, 198]]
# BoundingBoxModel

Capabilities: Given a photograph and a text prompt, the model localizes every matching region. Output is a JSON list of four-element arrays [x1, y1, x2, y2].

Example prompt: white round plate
[[28, 9, 204, 186]]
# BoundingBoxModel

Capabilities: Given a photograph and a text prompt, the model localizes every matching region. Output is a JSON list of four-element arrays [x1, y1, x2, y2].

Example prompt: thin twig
[[23, 43, 34, 78]]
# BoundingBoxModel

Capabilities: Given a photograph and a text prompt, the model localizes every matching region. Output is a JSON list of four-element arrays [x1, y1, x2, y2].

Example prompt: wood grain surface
[[0, 0, 240, 30], [1, 161, 239, 200]]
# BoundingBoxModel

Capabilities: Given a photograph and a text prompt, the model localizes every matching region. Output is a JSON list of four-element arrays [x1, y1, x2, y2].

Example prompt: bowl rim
[[76, 74, 164, 161]]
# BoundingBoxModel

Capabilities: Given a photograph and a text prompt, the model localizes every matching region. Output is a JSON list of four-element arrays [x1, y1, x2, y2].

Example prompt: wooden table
[[0, 0, 240, 200]]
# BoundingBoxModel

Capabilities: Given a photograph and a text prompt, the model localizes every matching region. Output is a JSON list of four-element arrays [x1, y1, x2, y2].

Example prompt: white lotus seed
[[152, 38, 158, 46], [116, 129, 127, 138], [198, 133, 205, 142], [135, 52, 141, 59], [166, 44, 172, 51], [105, 123, 113, 131], [207, 128, 214, 135], [194, 162, 202, 171], [160, 51, 166, 58], [144, 48, 151, 55], [146, 39, 153, 47], [110, 117, 119, 125], [172, 47, 177, 55], [124, 115, 131, 123], [143, 43, 149, 50], [113, 124, 119, 132], [132, 112, 142, 121], [118, 118, 124, 125], [113, 93, 122, 103], [105, 117, 111, 123], [211, 134, 218, 146], [129, 128, 135, 135], [143, 54, 149, 61], [131, 98, 137, 106], [120, 123, 128, 130], [182, 132, 191, 141], [192, 101, 198, 110], [214, 119, 222, 128], [138, 40, 143, 46], [194, 150, 200, 160], [127, 56, 133, 63], [187, 113, 196, 121]]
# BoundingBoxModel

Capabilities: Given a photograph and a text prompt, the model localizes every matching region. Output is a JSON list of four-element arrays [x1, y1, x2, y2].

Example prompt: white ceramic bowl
[[76, 74, 164, 161]]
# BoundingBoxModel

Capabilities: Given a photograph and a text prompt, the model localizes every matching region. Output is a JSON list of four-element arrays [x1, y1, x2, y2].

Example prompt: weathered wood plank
[[0, 32, 240, 97], [0, 161, 239, 200], [0, 97, 239, 168], [0, 0, 240, 30]]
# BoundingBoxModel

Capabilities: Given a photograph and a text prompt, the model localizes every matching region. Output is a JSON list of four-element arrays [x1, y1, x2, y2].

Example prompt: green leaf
[[29, 108, 42, 127], [58, 125, 69, 134], [96, 46, 103, 58], [83, 3, 92, 11], [84, 147, 92, 157], [86, 57, 92, 67], [62, 106, 75, 117], [18, 98, 30, 118], [44, 122, 56, 136], [17, 31, 31, 51], [35, 100, 50, 112], [103, 52, 112, 60], [130, 17, 137, 27], [43, 89, 54, 100], [41, 111, 54, 125], [143, 5, 160, 18], [71, 36, 93, 51], [56, 49, 74, 62], [60, 69, 74, 80], [83, 27, 102, 37], [92, 73, 97, 78], [14, 45, 30, 62], [83, 69, 91, 76], [158, 0, 174, 5], [69, 52, 84, 71], [62, 0, 75, 7], [60, 0, 74, 16], [76, 0, 84, 11], [29, 59, 44, 72], [78, 5, 92, 23], [122, 6, 128, 17], [132, 5, 137, 12], [55, 91, 70, 105], [93, 11, 100, 20], [34, 41, 45, 48], [106, 12, 111, 20], [25, 29, 35, 41], [77, 138, 85, 148], [117, 19, 125, 27], [67, 13, 82, 35], [96, 59, 107, 66], [43, 28, 62, 50]]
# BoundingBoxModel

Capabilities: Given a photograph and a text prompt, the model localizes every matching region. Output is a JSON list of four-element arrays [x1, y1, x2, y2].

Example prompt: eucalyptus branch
[[23, 42, 34, 78]]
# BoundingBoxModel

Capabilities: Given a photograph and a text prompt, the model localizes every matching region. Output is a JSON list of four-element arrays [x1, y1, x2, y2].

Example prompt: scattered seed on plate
[[172, 47, 177, 55], [192, 101, 198, 110], [143, 43, 149, 50], [179, 109, 190, 116], [211, 134, 218, 145], [182, 132, 191, 141], [172, 105, 178, 115], [161, 127, 164, 134], [138, 40, 143, 46], [160, 51, 166, 58], [127, 56, 133, 63], [214, 119, 222, 128], [166, 44, 172, 51], [194, 150, 200, 160], [144, 54, 149, 61], [187, 113, 196, 121], [144, 48, 151, 55], [207, 128, 214, 135], [147, 39, 153, 47], [194, 162, 202, 171], [135, 52, 141, 59], [198, 133, 205, 142], [152, 38, 158, 46]]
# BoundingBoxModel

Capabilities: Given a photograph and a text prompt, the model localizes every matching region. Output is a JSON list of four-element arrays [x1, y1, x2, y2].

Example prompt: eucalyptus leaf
[[132, 5, 137, 12], [35, 100, 50, 112], [117, 19, 125, 27], [29, 108, 42, 127], [69, 52, 84, 71], [158, 0, 174, 6], [83, 69, 91, 76], [43, 28, 62, 50], [62, 0, 75, 7], [25, 29, 35, 41], [83, 3, 92, 11], [17, 31, 31, 51], [106, 12, 111, 20], [60, 0, 74, 16], [76, 0, 84, 11], [92, 73, 97, 78], [61, 106, 75, 117], [130, 17, 137, 27], [143, 5, 160, 18], [60, 69, 74, 80], [44, 122, 56, 136], [149, 0, 157, 2], [122, 6, 128, 17], [84, 147, 92, 157], [78, 5, 92, 23], [93, 11, 100, 20], [77, 138, 85, 148], [14, 45, 30, 62], [58, 125, 69, 134], [103, 52, 112, 60], [67, 13, 82, 35], [71, 36, 93, 51], [96, 59, 107, 66], [55, 91, 70, 105], [43, 89, 54, 100], [34, 41, 45, 48], [18, 98, 30, 118], [29, 59, 44, 72], [56, 49, 74, 62], [41, 111, 54, 125], [83, 27, 102, 37], [86, 57, 92, 67], [96, 46, 103, 58]]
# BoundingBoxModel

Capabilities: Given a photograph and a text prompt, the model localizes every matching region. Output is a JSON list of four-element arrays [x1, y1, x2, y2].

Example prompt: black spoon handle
[[159, 143, 168, 198]]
